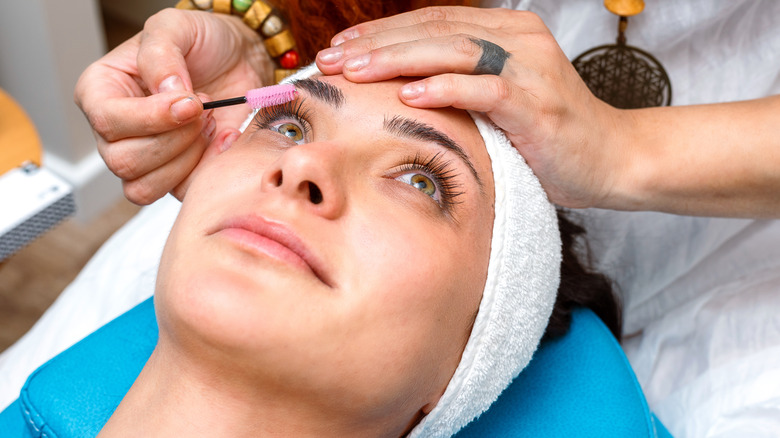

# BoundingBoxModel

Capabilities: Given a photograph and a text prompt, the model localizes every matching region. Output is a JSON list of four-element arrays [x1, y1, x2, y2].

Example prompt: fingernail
[[344, 53, 371, 72], [219, 132, 240, 153], [331, 35, 346, 46], [332, 29, 357, 46], [202, 117, 216, 139], [401, 82, 425, 100], [171, 97, 199, 122], [159, 75, 185, 93], [317, 46, 343, 64]]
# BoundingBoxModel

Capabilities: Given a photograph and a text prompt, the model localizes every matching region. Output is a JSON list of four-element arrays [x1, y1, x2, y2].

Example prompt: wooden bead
[[175, 0, 199, 10], [191, 0, 212, 10], [264, 29, 295, 58], [261, 14, 284, 38], [242, 0, 273, 30], [232, 0, 253, 14], [279, 50, 300, 69], [213, 0, 231, 14], [275, 69, 298, 84], [604, 0, 644, 16]]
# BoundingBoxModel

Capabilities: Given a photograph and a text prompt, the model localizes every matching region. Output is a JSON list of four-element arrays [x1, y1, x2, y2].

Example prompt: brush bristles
[[245, 84, 298, 109]]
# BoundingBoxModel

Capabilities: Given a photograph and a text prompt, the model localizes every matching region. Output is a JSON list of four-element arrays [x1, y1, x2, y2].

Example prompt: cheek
[[341, 206, 486, 343], [333, 208, 489, 405]]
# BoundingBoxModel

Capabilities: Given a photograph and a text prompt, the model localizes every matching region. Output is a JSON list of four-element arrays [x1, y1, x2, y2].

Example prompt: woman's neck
[[96, 343, 411, 438]]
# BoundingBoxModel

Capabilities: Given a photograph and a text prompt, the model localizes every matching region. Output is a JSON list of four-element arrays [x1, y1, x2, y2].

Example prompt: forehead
[[302, 74, 493, 185]]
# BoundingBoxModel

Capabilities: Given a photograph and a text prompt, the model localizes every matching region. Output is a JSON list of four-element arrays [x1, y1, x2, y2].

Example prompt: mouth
[[209, 215, 333, 288]]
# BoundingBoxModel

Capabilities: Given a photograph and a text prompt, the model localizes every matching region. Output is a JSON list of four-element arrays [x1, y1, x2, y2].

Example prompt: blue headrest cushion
[[1, 298, 668, 437]]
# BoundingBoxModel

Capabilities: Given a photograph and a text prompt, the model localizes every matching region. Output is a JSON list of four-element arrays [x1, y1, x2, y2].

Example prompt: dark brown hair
[[546, 211, 622, 340], [268, 0, 472, 63]]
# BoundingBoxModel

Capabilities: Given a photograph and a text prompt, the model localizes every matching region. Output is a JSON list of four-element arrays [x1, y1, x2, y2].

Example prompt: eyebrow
[[291, 77, 483, 188], [291, 78, 345, 108], [383, 116, 483, 189]]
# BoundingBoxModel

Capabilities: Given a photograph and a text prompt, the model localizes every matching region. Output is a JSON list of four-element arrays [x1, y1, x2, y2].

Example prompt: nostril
[[308, 182, 323, 204], [273, 170, 283, 187]]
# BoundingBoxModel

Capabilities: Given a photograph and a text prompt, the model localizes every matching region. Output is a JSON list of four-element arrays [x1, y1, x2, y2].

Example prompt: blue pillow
[[0, 298, 670, 437]]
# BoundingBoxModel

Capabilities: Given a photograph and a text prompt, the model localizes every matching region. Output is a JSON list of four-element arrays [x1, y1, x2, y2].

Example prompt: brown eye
[[273, 122, 305, 144]]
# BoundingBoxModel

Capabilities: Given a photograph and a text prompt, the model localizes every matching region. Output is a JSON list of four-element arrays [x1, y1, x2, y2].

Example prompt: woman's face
[[156, 75, 495, 431]]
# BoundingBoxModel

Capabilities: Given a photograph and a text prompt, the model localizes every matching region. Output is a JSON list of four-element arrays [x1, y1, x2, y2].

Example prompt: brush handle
[[202, 84, 297, 110], [202, 96, 247, 110]]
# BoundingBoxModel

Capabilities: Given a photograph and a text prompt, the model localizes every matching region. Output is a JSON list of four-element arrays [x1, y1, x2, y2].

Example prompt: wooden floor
[[0, 199, 141, 351]]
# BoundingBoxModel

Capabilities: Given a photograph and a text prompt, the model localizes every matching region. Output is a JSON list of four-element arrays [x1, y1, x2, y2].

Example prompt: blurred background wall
[[0, 0, 169, 222], [0, 0, 169, 351]]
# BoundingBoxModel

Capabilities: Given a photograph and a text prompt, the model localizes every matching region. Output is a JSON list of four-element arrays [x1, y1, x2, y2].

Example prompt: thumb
[[137, 9, 201, 95]]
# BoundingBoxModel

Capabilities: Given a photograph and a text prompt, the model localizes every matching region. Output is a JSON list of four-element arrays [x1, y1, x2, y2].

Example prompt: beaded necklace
[[175, 0, 302, 83]]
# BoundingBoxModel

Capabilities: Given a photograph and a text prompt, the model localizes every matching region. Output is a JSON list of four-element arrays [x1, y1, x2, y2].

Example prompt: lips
[[210, 215, 333, 287]]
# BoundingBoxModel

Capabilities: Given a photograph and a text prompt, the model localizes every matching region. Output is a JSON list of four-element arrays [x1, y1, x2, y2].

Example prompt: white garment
[[485, 1, 780, 436]]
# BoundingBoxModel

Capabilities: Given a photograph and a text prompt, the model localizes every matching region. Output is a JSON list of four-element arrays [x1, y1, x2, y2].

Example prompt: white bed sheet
[[2, 1, 780, 436], [0, 195, 179, 409]]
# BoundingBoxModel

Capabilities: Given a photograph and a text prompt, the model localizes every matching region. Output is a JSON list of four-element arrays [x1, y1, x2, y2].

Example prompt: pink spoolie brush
[[202, 84, 297, 110]]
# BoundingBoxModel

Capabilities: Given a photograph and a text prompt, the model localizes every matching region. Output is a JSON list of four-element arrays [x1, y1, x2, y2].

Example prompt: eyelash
[[251, 99, 312, 139], [251, 100, 465, 212], [397, 152, 464, 212]]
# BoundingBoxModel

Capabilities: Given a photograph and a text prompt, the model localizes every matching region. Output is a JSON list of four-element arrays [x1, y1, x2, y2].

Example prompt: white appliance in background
[[0, 163, 76, 261]]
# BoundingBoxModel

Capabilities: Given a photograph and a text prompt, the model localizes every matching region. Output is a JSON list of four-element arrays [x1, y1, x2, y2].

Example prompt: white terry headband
[[409, 111, 561, 437], [243, 65, 562, 438]]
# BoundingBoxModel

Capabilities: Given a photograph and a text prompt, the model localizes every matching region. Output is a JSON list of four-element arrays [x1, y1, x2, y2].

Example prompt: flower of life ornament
[[572, 0, 672, 109]]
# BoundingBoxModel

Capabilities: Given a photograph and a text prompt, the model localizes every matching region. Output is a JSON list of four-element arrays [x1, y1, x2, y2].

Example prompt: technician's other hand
[[317, 7, 628, 210], [75, 8, 271, 204]]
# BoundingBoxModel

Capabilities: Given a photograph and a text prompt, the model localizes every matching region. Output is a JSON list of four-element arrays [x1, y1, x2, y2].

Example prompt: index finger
[[330, 7, 527, 46]]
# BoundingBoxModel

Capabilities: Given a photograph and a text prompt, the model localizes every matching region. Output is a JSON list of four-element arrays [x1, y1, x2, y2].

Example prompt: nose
[[260, 143, 346, 218]]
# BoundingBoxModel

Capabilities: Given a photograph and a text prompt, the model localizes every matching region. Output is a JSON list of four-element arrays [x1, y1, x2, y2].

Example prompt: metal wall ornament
[[572, 0, 672, 109]]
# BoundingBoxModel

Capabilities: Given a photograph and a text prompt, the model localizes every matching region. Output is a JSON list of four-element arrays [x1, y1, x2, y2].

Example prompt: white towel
[[408, 113, 561, 437]]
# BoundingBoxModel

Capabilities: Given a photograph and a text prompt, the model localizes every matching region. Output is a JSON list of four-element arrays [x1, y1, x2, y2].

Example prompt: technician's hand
[[75, 8, 272, 204], [316, 7, 627, 209]]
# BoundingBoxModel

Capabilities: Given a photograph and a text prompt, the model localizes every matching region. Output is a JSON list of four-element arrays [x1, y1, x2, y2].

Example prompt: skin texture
[[316, 7, 623, 210], [75, 9, 269, 204], [317, 6, 780, 218], [98, 75, 495, 438]]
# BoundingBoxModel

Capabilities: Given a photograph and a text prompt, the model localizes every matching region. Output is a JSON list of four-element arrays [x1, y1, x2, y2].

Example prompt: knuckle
[[528, 30, 557, 53], [73, 68, 93, 109], [103, 148, 139, 181], [139, 40, 172, 64], [346, 22, 370, 38], [517, 11, 547, 31], [349, 34, 380, 52], [421, 19, 455, 38], [430, 77, 458, 102], [145, 8, 178, 30], [499, 9, 547, 32], [517, 10, 545, 27], [123, 179, 160, 206], [485, 76, 511, 104], [453, 34, 482, 58], [416, 7, 450, 24], [87, 109, 118, 141]]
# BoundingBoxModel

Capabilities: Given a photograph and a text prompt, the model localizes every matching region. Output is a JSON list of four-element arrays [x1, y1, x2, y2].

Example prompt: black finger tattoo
[[470, 38, 511, 76]]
